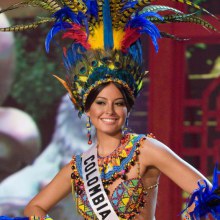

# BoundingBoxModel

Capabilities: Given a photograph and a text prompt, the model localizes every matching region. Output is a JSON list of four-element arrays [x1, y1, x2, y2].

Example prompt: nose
[[105, 103, 114, 114]]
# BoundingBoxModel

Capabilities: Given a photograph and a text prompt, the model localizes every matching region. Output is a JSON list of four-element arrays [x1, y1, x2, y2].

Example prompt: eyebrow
[[96, 97, 124, 100]]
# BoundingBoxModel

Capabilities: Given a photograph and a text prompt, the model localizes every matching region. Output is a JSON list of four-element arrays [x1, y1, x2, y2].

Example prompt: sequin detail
[[111, 178, 146, 219]]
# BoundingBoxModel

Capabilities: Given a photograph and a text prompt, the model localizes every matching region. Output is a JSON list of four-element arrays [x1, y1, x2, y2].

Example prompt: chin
[[98, 127, 122, 136]]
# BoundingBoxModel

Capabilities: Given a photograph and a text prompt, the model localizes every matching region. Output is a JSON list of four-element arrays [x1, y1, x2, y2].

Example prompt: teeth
[[102, 118, 116, 122]]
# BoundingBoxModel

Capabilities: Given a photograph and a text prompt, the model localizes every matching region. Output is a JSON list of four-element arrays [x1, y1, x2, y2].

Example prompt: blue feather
[[45, 5, 91, 53], [127, 12, 163, 52], [128, 12, 163, 28], [45, 21, 72, 53], [128, 40, 143, 66], [183, 165, 220, 220], [122, 1, 138, 11], [63, 44, 86, 71], [103, 0, 113, 49], [70, 44, 86, 65], [213, 164, 220, 188], [63, 49, 73, 72], [53, 7, 80, 24], [76, 11, 86, 24], [63, 55, 71, 72], [86, 0, 98, 19], [45, 6, 85, 53], [0, 217, 28, 220], [77, 11, 89, 38]]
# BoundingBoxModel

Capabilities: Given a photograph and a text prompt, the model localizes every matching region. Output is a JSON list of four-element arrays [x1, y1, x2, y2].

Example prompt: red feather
[[62, 23, 91, 50], [63, 47, 67, 57], [121, 27, 141, 53]]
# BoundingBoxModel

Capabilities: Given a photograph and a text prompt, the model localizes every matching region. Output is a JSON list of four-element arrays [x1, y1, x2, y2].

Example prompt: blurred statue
[[0, 11, 15, 105], [0, 12, 41, 181], [0, 95, 91, 219], [0, 108, 41, 181]]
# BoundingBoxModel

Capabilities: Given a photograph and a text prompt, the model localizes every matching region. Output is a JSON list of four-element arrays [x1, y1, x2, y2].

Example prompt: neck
[[96, 131, 123, 157]]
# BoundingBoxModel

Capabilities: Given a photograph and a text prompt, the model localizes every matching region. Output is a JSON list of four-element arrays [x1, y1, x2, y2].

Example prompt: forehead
[[96, 83, 123, 99]]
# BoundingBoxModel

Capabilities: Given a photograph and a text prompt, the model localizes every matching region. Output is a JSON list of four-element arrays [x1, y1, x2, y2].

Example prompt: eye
[[95, 101, 105, 105], [115, 101, 125, 106]]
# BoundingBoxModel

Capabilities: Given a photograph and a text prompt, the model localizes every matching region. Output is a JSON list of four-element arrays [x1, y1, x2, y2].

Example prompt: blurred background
[[0, 0, 219, 219]]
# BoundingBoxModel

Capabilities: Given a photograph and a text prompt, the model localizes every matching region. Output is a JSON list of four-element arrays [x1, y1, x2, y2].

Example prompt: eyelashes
[[115, 102, 125, 106], [95, 101, 125, 106], [95, 101, 105, 105]]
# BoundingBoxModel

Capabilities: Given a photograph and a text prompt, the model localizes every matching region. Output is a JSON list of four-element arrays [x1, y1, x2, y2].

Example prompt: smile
[[101, 118, 117, 122]]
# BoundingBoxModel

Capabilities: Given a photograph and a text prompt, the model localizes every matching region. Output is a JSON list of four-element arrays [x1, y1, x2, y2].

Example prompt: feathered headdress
[[0, 0, 218, 114]]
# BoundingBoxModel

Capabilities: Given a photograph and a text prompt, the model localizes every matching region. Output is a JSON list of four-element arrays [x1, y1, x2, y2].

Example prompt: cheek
[[119, 107, 128, 118], [88, 108, 102, 119]]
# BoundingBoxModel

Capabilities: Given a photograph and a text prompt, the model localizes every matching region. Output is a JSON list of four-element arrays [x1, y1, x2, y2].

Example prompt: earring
[[87, 117, 92, 145], [125, 117, 129, 128], [123, 117, 129, 135]]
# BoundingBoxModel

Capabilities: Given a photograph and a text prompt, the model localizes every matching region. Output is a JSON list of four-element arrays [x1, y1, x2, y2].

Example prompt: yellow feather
[[89, 24, 125, 50], [88, 24, 104, 49], [52, 74, 77, 105], [113, 29, 125, 50], [78, 76, 88, 82]]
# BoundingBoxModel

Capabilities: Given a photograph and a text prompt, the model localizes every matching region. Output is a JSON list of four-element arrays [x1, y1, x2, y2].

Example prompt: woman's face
[[86, 83, 128, 136]]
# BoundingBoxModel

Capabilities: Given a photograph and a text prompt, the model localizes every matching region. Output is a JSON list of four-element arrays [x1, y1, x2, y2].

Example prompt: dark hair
[[84, 82, 134, 112]]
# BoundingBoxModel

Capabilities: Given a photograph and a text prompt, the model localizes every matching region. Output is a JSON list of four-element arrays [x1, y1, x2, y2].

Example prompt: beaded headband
[[0, 0, 218, 115]]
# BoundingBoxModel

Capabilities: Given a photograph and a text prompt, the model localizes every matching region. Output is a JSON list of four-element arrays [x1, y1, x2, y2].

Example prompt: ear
[[86, 111, 90, 117]]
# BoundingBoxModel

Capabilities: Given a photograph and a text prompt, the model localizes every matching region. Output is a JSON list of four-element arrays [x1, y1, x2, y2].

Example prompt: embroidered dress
[[71, 133, 155, 220]]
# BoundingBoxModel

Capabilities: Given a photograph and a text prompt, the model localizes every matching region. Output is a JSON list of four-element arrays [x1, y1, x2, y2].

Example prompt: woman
[[0, 0, 219, 219], [22, 81, 215, 220]]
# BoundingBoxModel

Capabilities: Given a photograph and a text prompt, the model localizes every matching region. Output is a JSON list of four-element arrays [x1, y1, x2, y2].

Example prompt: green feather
[[160, 31, 189, 41], [148, 13, 218, 32], [171, 0, 219, 21], [139, 5, 183, 14], [0, 0, 62, 14], [114, 0, 154, 29], [63, 0, 87, 13], [0, 18, 55, 32]]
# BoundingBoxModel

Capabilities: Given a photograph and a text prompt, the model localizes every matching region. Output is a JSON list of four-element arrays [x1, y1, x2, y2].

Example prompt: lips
[[101, 118, 118, 123]]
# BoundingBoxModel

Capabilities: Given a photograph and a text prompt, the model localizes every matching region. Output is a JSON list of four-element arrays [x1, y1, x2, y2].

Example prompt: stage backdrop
[[0, 1, 220, 220]]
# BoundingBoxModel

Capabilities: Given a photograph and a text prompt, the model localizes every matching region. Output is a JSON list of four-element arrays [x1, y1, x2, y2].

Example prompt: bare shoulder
[[62, 162, 73, 178], [61, 156, 77, 180], [139, 135, 211, 193], [48, 156, 75, 184], [139, 135, 171, 167]]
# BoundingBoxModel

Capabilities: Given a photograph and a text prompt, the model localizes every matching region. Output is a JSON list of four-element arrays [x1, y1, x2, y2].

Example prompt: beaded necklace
[[73, 133, 145, 184], [74, 133, 146, 195], [97, 134, 131, 194]]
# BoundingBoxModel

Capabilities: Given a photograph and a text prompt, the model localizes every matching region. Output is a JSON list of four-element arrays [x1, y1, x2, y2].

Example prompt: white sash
[[82, 145, 119, 220]]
